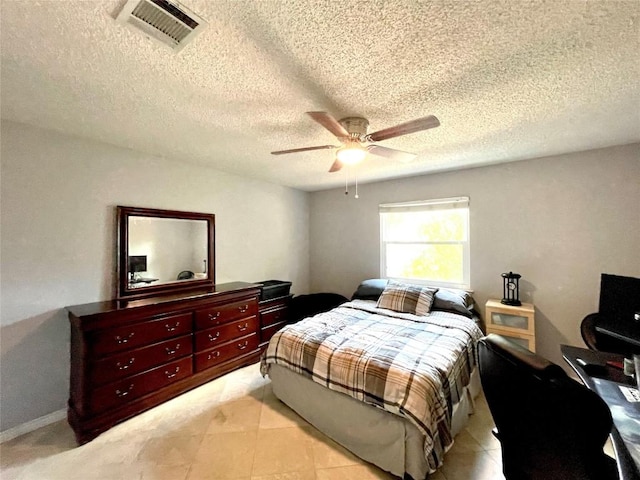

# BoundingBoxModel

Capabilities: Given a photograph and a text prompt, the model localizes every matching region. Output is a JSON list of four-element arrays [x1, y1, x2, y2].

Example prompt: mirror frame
[[117, 206, 215, 299]]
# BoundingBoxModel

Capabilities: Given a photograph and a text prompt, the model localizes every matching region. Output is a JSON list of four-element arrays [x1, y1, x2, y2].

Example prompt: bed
[[260, 279, 484, 480]]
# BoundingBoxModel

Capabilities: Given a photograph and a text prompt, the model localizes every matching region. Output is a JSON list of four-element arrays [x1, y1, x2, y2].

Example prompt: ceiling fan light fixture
[[271, 112, 440, 174], [336, 143, 367, 165]]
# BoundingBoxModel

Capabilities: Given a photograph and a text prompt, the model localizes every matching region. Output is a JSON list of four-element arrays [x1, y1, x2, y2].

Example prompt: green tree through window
[[380, 198, 470, 289]]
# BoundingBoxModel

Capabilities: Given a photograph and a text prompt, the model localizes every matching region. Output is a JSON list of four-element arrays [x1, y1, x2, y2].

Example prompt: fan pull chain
[[343, 167, 360, 199], [345, 168, 349, 195], [354, 170, 359, 199]]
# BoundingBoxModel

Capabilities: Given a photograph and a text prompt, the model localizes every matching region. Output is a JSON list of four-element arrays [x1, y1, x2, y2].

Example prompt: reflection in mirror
[[127, 216, 208, 288], [117, 206, 215, 299]]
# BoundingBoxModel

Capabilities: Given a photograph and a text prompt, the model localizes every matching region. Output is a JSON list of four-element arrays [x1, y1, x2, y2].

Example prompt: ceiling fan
[[271, 111, 440, 172]]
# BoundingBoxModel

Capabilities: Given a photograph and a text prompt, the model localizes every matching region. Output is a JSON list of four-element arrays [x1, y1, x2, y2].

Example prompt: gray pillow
[[351, 278, 389, 300], [433, 288, 473, 318], [352, 278, 473, 318]]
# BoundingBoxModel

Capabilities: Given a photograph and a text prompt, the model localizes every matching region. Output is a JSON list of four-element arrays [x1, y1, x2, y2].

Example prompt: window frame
[[379, 197, 470, 290]]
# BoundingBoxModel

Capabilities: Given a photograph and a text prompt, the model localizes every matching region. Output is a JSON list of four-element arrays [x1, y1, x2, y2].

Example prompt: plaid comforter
[[260, 300, 484, 471]]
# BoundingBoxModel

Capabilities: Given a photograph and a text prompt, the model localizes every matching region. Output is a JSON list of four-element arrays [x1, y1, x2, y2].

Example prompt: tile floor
[[0, 363, 505, 480]]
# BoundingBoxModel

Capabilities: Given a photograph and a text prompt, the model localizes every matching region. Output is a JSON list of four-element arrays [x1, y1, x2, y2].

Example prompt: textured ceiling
[[1, 0, 639, 191]]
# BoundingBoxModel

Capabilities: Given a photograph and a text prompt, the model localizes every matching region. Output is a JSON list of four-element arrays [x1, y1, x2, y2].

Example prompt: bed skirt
[[268, 364, 482, 480]]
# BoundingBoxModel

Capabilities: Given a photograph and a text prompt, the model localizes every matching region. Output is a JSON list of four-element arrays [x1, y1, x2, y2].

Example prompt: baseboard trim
[[0, 409, 67, 443]]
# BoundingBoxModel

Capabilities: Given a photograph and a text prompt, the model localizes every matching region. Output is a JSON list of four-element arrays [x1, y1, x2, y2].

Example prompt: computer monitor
[[128, 255, 147, 274], [599, 273, 640, 322]]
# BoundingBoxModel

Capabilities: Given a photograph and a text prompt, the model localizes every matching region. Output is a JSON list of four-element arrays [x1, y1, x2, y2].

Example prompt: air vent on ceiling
[[116, 0, 207, 52]]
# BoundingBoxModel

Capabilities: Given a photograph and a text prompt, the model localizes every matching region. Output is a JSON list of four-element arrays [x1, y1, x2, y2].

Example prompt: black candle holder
[[501, 272, 522, 306]]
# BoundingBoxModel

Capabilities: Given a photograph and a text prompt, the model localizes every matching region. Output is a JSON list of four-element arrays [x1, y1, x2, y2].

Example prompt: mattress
[[261, 299, 483, 475], [269, 363, 481, 479]]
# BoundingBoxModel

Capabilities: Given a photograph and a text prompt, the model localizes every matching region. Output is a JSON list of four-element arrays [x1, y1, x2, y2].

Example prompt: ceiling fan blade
[[271, 145, 337, 155], [307, 112, 350, 138], [367, 115, 440, 142], [367, 144, 417, 163], [328, 159, 344, 172]]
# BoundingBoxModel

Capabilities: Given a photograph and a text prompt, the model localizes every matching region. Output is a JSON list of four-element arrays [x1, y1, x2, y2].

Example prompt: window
[[380, 197, 470, 289]]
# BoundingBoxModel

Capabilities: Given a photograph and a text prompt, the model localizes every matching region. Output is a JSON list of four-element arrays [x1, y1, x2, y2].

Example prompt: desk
[[128, 277, 159, 288], [562, 345, 640, 480]]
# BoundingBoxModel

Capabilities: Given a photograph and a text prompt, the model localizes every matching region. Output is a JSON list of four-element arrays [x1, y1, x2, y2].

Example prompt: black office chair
[[176, 270, 194, 280], [478, 334, 618, 480], [580, 313, 601, 350]]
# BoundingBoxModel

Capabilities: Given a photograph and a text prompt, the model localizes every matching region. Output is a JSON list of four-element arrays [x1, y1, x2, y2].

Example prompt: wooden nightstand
[[485, 299, 536, 352], [258, 295, 293, 352]]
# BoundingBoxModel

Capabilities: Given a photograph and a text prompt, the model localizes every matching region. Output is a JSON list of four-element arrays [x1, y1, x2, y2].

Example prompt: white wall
[[309, 143, 640, 368], [0, 120, 310, 432], [2, 119, 638, 433]]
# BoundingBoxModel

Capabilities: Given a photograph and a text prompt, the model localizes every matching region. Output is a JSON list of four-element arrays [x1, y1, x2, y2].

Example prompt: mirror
[[117, 206, 215, 298]]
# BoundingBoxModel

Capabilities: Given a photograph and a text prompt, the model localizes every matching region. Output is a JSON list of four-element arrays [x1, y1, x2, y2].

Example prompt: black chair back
[[478, 334, 617, 480], [176, 270, 194, 280]]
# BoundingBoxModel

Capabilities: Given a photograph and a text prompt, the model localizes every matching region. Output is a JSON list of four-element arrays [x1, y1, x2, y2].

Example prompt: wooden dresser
[[67, 282, 261, 444], [258, 294, 293, 351]]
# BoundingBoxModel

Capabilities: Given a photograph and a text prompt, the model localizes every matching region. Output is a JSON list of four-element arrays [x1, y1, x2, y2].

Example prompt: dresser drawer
[[261, 306, 289, 328], [88, 312, 192, 357], [89, 334, 192, 386], [261, 321, 288, 345], [195, 299, 258, 330], [194, 316, 258, 352], [88, 356, 192, 414], [194, 333, 259, 372]]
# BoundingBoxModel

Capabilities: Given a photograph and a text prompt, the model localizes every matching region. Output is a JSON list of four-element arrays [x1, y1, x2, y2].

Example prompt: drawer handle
[[165, 366, 180, 379], [116, 358, 135, 370], [237, 340, 249, 350], [165, 321, 180, 332], [207, 351, 221, 361], [208, 331, 221, 342], [115, 384, 134, 398], [208, 312, 221, 321], [165, 344, 181, 355], [237, 323, 249, 332], [238, 304, 249, 313], [115, 332, 135, 344]]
